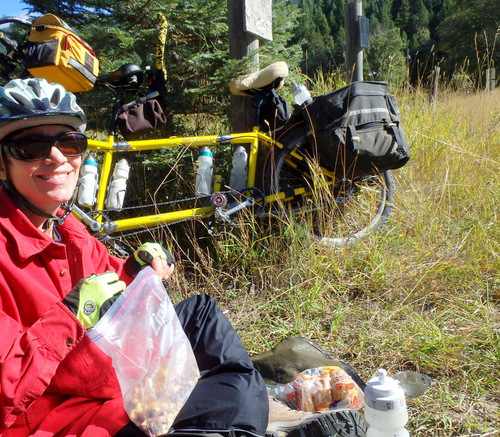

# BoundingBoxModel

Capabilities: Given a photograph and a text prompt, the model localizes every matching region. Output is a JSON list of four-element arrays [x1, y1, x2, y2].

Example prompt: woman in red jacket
[[0, 78, 268, 437]]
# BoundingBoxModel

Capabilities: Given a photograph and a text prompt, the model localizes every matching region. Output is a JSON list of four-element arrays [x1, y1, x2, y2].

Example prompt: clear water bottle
[[105, 159, 130, 209], [292, 82, 312, 106], [195, 147, 214, 196], [229, 146, 248, 191], [78, 155, 99, 207], [364, 369, 409, 437]]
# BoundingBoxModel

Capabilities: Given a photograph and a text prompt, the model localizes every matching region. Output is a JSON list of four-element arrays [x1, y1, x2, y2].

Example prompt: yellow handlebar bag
[[25, 14, 99, 93]]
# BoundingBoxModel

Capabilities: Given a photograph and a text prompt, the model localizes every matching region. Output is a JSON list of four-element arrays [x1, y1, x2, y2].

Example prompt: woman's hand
[[124, 242, 175, 280], [151, 256, 175, 280]]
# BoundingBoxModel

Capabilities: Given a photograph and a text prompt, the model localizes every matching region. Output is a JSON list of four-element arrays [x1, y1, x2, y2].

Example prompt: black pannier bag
[[302, 81, 410, 177]]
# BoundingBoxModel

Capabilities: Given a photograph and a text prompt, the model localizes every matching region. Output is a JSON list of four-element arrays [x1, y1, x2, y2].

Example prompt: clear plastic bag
[[87, 267, 200, 436], [275, 366, 365, 412]]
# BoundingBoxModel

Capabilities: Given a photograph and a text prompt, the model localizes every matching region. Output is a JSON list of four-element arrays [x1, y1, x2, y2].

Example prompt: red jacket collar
[[0, 188, 90, 262]]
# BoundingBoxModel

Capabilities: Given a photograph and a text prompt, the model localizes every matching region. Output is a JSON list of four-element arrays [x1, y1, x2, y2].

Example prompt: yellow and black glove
[[63, 271, 126, 329], [124, 242, 175, 278]]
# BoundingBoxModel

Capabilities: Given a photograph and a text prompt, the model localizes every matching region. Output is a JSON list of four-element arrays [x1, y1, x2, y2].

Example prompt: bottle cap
[[83, 155, 98, 166], [365, 369, 406, 412], [292, 82, 305, 95], [114, 159, 130, 177], [370, 369, 397, 396], [199, 147, 213, 157]]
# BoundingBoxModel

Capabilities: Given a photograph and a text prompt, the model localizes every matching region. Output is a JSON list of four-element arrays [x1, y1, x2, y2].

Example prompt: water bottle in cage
[[106, 159, 130, 209], [195, 147, 214, 196], [78, 155, 99, 207], [229, 146, 248, 192]]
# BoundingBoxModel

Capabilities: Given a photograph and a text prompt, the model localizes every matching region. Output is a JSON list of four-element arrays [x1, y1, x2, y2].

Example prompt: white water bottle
[[229, 146, 248, 191], [105, 159, 130, 209], [195, 147, 214, 196], [78, 155, 99, 207], [292, 82, 312, 106], [364, 369, 409, 437]]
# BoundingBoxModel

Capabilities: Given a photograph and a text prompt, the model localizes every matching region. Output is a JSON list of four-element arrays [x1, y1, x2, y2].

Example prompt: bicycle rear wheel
[[264, 127, 394, 246]]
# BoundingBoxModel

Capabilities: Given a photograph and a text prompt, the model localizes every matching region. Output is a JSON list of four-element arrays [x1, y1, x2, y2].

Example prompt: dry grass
[[147, 88, 499, 436]]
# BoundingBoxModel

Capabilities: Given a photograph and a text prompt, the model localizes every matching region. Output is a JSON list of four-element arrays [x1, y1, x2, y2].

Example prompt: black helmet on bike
[[0, 77, 86, 142]]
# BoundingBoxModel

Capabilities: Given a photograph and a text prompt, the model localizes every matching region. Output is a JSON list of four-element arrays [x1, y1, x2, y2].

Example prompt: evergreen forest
[[14, 0, 498, 128]]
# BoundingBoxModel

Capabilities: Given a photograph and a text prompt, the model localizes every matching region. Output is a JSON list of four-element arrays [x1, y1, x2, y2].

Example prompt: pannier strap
[[347, 125, 360, 150], [68, 57, 96, 82], [388, 123, 409, 156]]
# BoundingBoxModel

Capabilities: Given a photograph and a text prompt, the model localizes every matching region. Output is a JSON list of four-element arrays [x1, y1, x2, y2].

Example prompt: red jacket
[[0, 188, 133, 436]]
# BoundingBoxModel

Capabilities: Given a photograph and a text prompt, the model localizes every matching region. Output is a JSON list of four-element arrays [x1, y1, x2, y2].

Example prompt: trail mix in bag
[[24, 14, 99, 92], [87, 268, 200, 436], [278, 366, 365, 412]]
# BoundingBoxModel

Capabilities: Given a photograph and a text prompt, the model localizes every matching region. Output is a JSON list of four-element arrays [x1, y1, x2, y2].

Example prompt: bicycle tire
[[264, 127, 394, 247]]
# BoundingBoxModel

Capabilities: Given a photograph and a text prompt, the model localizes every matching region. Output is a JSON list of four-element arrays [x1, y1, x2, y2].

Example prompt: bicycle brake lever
[[0, 32, 20, 53]]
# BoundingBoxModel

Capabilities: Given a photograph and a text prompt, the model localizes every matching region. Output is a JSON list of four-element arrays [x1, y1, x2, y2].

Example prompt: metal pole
[[345, 1, 363, 83]]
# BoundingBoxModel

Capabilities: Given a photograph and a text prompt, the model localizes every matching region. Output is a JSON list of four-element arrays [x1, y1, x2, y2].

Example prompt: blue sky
[[1, 0, 32, 19]]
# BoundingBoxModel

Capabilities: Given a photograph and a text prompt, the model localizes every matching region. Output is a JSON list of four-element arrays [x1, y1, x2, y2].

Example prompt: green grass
[[125, 88, 499, 436]]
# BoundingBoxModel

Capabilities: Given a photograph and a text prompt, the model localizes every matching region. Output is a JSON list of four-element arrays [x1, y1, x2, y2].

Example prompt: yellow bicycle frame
[[78, 126, 309, 235]]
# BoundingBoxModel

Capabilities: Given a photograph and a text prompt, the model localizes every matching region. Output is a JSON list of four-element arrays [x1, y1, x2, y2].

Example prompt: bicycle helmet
[[0, 78, 86, 228], [0, 77, 86, 142]]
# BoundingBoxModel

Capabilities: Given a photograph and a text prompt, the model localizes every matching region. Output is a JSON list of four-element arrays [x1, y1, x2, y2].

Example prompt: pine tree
[[21, 0, 303, 131], [438, 0, 499, 84], [293, 0, 338, 77]]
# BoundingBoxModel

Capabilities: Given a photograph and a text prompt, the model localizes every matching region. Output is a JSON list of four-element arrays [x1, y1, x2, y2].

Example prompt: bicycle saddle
[[229, 61, 289, 96], [96, 63, 144, 89]]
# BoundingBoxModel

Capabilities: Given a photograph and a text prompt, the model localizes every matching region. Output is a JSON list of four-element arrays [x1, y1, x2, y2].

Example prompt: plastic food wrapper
[[87, 267, 200, 436], [275, 366, 365, 412]]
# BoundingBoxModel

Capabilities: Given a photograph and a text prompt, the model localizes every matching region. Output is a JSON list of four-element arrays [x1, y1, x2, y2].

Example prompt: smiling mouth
[[39, 172, 71, 181]]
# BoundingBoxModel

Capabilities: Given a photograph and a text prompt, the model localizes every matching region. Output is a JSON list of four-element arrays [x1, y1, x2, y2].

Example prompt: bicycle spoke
[[265, 127, 394, 246]]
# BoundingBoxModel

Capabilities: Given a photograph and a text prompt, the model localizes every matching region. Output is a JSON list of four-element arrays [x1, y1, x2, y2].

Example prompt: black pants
[[116, 295, 268, 437]]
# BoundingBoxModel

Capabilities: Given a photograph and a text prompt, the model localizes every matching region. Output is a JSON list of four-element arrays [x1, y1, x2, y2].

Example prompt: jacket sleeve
[[0, 302, 85, 430], [64, 214, 134, 286]]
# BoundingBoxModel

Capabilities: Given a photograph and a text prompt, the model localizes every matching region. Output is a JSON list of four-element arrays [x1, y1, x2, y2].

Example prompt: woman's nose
[[46, 144, 68, 163]]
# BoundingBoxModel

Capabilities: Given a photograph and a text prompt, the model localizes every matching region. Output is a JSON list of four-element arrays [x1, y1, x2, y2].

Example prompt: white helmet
[[0, 78, 86, 142]]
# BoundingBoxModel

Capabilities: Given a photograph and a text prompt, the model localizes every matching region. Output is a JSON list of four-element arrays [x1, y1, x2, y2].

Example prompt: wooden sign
[[244, 0, 273, 41]]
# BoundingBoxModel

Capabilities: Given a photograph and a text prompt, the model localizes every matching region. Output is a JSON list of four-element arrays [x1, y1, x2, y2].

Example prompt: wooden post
[[432, 66, 440, 107], [486, 68, 496, 91], [344, 1, 363, 83], [228, 0, 259, 133]]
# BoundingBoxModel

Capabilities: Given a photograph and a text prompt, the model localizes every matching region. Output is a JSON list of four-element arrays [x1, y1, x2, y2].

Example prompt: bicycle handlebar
[[0, 17, 32, 27], [0, 31, 20, 52], [0, 17, 31, 53]]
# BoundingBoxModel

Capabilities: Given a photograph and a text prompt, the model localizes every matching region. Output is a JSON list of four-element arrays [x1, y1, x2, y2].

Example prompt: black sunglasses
[[2, 132, 88, 162]]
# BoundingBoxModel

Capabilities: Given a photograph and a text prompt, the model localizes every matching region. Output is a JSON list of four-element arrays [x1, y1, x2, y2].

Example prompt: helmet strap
[[3, 181, 77, 229], [0, 147, 78, 229]]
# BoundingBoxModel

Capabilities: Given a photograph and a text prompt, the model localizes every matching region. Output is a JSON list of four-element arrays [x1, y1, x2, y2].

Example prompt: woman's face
[[0, 124, 82, 216]]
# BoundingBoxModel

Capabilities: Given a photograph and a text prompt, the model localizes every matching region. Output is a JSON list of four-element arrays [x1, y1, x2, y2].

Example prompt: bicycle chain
[[86, 190, 247, 241]]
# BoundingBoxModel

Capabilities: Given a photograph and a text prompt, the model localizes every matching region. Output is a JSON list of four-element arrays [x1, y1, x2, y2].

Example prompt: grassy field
[[155, 88, 499, 436]]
